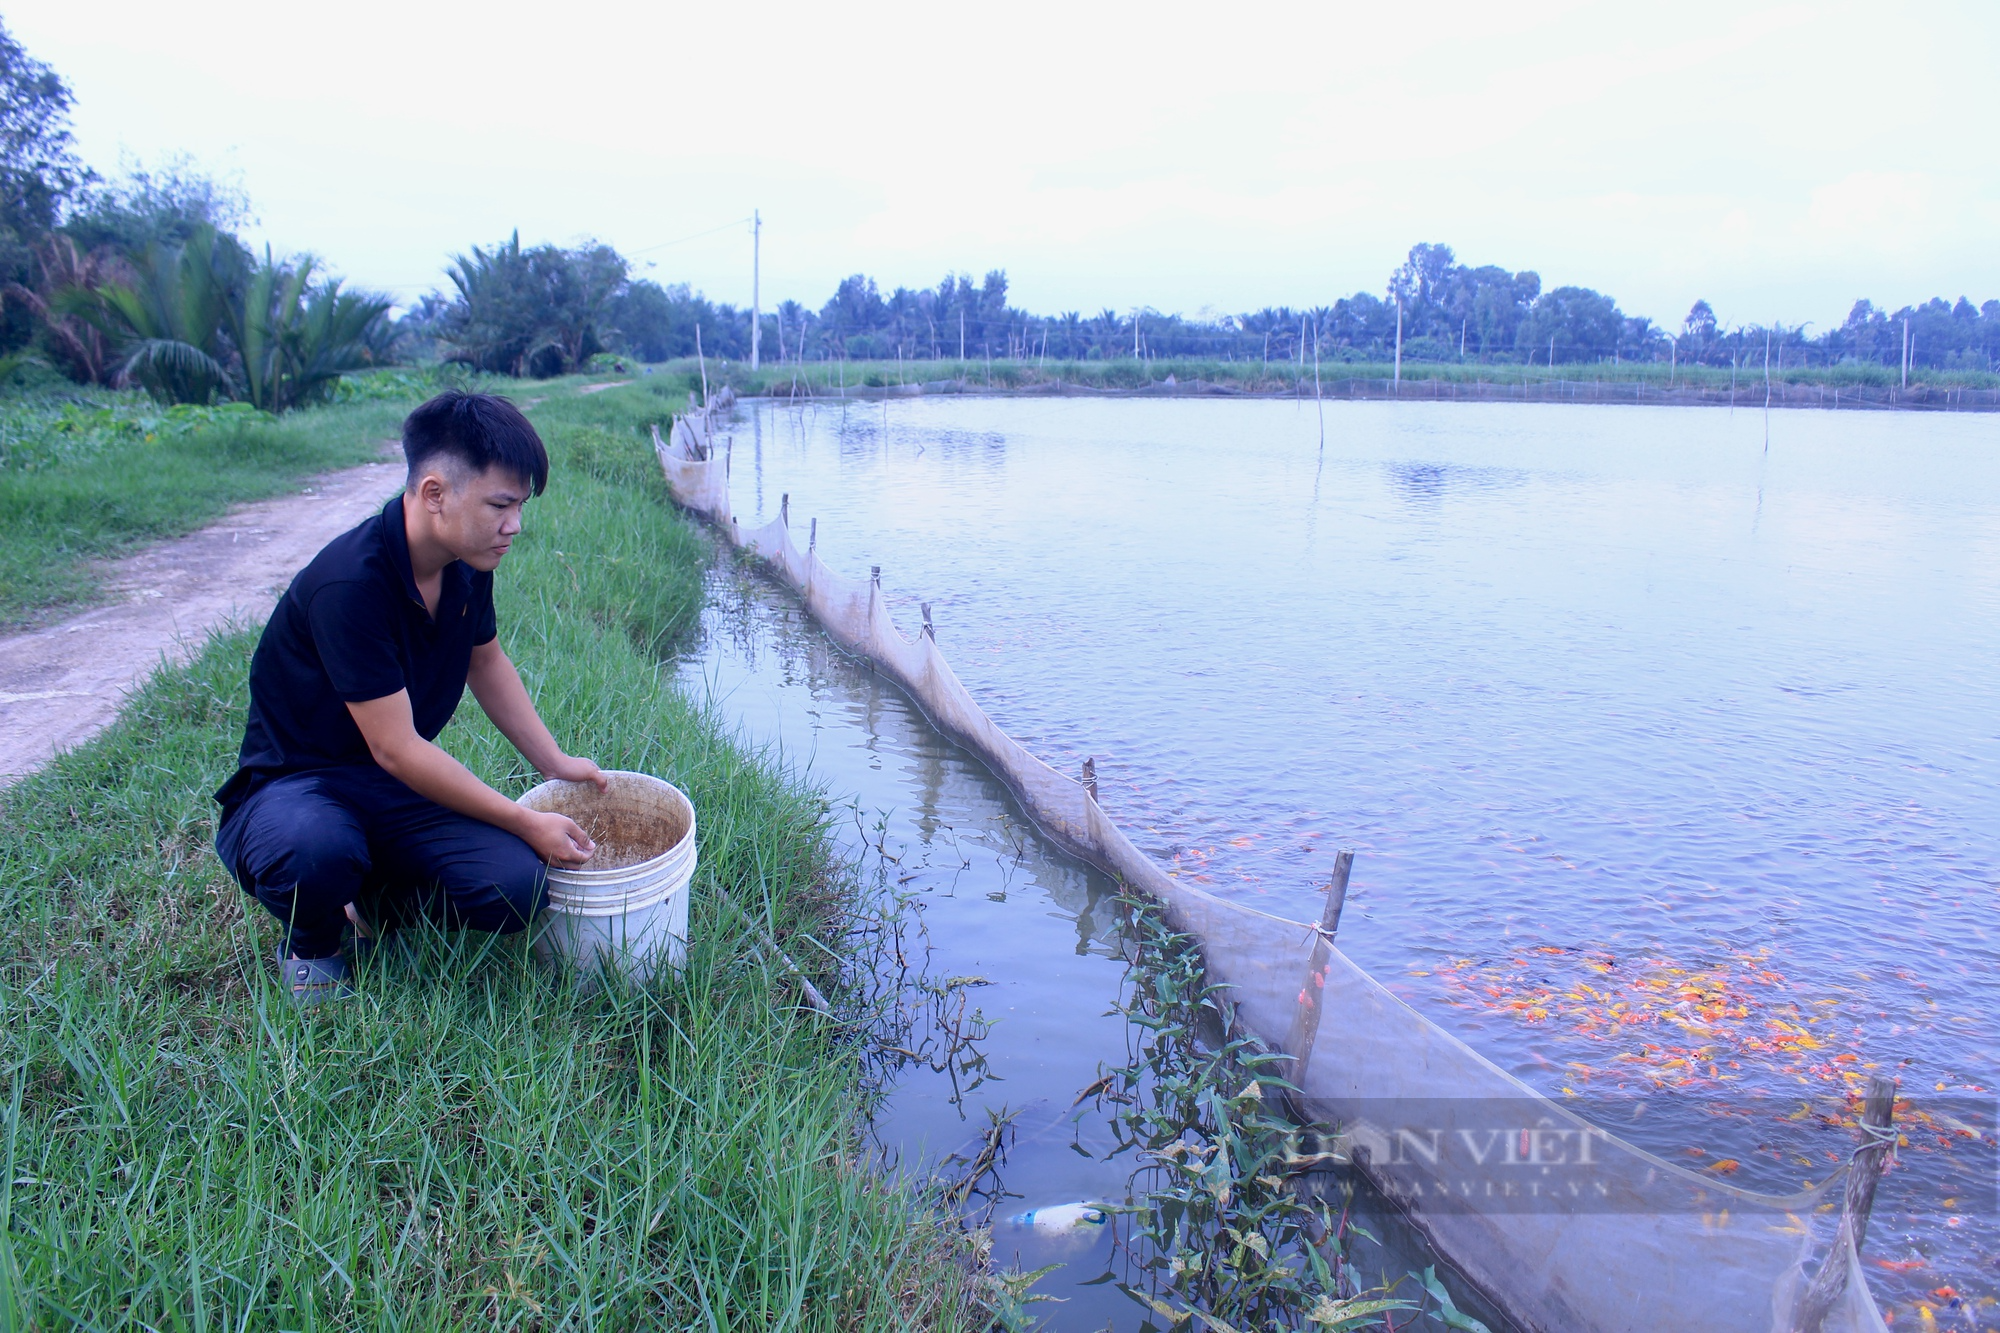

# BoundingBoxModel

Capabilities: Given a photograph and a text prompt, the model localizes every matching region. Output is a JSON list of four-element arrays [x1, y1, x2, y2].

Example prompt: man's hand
[[522, 808, 596, 867], [543, 753, 608, 792], [346, 691, 599, 869], [468, 644, 611, 795]]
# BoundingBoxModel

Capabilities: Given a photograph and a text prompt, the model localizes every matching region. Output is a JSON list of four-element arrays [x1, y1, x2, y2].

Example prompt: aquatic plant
[[1087, 896, 1435, 1332]]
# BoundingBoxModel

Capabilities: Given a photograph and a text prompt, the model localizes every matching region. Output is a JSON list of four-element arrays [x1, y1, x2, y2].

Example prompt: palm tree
[[3, 235, 124, 384], [51, 226, 393, 409], [232, 251, 392, 411], [55, 225, 237, 403], [441, 233, 625, 377]]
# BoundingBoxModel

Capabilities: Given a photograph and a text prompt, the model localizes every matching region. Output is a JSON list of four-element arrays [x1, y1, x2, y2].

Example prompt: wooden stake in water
[[1081, 757, 1097, 803], [780, 492, 789, 527], [1764, 326, 1773, 451], [1790, 1077, 1898, 1333], [1283, 850, 1354, 1094]]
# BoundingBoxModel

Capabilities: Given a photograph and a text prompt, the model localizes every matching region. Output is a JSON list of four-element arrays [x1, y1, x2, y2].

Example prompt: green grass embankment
[[0, 384, 423, 629], [0, 382, 979, 1327], [637, 355, 2000, 399]]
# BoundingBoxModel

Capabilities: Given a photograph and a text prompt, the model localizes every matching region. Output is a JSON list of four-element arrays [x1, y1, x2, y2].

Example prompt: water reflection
[[1383, 459, 1529, 504], [678, 564, 1142, 1325]]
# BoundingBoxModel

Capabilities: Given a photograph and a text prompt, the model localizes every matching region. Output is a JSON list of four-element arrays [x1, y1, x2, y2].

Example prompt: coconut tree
[[441, 232, 627, 377]]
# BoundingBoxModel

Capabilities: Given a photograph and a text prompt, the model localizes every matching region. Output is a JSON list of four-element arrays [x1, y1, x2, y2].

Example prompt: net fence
[[652, 409, 1890, 1333]]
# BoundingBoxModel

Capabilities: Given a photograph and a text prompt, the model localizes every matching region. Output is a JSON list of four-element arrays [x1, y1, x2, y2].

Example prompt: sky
[[13, 0, 1999, 333]]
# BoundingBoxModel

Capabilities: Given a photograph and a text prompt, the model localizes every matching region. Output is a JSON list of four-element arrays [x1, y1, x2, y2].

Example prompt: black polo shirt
[[215, 495, 496, 821]]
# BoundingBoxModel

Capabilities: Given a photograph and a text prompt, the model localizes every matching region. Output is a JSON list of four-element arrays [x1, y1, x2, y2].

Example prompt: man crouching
[[215, 391, 604, 1004]]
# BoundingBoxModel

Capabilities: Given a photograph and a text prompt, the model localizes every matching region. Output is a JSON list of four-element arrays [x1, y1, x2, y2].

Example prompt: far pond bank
[[644, 355, 2000, 412]]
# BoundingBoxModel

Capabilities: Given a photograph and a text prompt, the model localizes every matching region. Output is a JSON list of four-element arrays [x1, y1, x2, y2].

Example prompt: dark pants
[[216, 765, 548, 959]]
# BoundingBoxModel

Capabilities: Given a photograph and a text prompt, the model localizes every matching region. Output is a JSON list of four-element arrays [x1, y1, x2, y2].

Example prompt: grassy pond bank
[[640, 355, 2000, 411], [0, 381, 989, 1327]]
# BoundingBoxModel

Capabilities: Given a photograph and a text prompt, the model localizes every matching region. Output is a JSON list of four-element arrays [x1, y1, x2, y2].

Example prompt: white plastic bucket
[[517, 770, 696, 984]]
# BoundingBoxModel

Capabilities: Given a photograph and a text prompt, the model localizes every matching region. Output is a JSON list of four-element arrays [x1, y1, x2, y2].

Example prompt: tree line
[[0, 24, 394, 408], [704, 243, 2000, 374], [417, 239, 2000, 378], [3, 18, 1994, 398]]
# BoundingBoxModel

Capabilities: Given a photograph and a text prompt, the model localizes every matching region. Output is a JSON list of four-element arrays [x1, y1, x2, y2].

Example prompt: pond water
[[690, 396, 1998, 1323], [678, 557, 1473, 1330]]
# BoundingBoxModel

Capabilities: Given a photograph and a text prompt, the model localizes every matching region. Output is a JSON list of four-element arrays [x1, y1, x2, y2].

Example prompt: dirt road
[[0, 459, 404, 786]]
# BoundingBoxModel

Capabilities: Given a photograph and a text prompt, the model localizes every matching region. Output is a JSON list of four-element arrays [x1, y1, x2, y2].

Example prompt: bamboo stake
[[1282, 850, 1354, 1095], [1790, 1077, 1898, 1333]]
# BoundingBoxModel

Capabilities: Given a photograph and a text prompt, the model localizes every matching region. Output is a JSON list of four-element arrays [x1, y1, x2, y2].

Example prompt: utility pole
[[1902, 317, 1910, 389], [749, 210, 762, 370], [1394, 299, 1403, 391], [959, 308, 966, 363]]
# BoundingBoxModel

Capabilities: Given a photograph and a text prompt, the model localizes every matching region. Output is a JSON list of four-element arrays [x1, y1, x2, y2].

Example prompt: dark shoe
[[275, 946, 354, 1006]]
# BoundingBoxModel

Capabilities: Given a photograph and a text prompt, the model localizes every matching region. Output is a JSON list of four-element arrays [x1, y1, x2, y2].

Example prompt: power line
[[627, 216, 754, 258]]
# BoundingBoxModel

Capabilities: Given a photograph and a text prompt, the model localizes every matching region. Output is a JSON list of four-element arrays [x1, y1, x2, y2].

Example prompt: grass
[[633, 354, 2000, 398], [0, 387, 404, 629], [0, 382, 980, 1328]]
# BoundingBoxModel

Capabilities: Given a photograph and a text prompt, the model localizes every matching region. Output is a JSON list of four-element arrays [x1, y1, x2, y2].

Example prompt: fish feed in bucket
[[517, 771, 696, 984]]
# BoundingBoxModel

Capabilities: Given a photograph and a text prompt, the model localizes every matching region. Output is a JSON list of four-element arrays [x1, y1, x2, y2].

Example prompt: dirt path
[[0, 458, 405, 786]]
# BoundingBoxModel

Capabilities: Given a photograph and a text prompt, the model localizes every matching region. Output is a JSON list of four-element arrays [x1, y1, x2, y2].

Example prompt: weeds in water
[[839, 836, 1002, 1125], [1084, 895, 1428, 1333]]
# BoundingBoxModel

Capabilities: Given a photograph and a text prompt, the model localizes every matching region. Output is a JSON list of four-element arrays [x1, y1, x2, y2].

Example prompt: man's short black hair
[[402, 391, 549, 496]]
